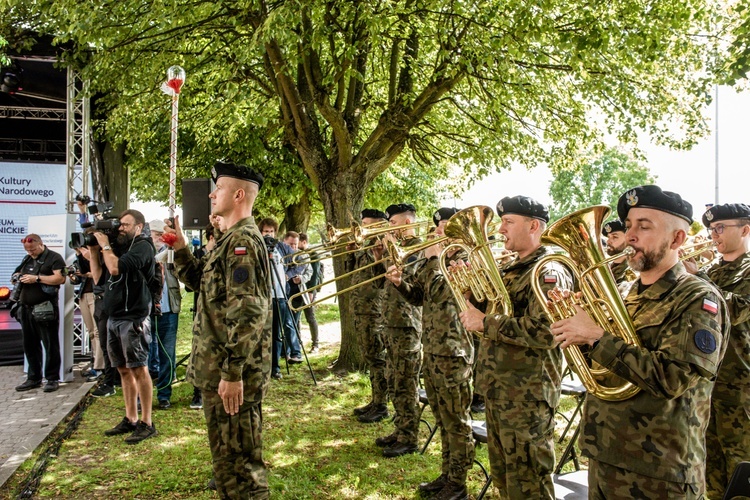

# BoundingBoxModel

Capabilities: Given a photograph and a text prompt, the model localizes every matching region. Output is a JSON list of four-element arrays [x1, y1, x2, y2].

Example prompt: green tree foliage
[[548, 148, 656, 222], [1, 0, 732, 370], [721, 0, 750, 85]]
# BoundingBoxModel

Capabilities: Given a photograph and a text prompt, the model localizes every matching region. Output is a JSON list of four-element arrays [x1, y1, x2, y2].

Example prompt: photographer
[[12, 234, 66, 393], [88, 209, 158, 444], [70, 246, 104, 382]]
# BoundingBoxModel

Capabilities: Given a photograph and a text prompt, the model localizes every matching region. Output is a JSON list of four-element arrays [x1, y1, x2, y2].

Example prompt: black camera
[[263, 235, 278, 254], [70, 201, 121, 248], [62, 262, 80, 277]]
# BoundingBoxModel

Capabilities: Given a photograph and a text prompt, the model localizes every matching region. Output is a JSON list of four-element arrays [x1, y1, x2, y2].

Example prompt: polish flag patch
[[702, 298, 718, 315], [234, 247, 248, 255], [544, 274, 557, 284]]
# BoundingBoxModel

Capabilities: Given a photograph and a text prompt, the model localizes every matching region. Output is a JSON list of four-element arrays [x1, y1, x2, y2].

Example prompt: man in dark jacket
[[89, 209, 158, 444]]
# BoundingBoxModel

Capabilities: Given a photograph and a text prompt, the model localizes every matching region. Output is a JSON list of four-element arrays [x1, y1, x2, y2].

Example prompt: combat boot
[[418, 473, 447, 495], [353, 401, 374, 416], [375, 432, 398, 448], [433, 481, 468, 500], [358, 404, 389, 423]]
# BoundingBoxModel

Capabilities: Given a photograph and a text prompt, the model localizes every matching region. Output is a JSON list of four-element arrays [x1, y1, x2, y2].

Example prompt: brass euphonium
[[530, 205, 641, 401], [436, 205, 513, 337]]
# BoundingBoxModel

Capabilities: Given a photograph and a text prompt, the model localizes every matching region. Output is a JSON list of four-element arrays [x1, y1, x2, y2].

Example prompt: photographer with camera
[[12, 234, 66, 393], [75, 194, 92, 227], [88, 209, 158, 444], [69, 246, 104, 382]]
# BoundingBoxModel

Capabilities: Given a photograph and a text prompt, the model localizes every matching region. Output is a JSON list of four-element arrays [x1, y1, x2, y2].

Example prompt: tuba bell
[[530, 205, 641, 401]]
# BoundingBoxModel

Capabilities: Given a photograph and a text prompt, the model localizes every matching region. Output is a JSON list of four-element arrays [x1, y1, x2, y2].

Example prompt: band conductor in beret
[[496, 195, 549, 223], [433, 207, 460, 226], [617, 185, 692, 225], [211, 160, 264, 189], [702, 203, 750, 227]]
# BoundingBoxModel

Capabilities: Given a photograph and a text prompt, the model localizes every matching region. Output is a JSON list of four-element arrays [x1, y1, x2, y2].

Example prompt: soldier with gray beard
[[386, 207, 474, 500], [170, 161, 272, 499], [552, 185, 729, 499]]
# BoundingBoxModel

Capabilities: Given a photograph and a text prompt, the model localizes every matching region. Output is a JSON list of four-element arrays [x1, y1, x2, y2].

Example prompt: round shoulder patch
[[694, 329, 717, 354], [233, 267, 249, 284]]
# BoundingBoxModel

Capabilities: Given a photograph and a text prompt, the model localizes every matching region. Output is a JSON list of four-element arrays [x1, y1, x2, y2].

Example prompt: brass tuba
[[530, 205, 641, 401], [437, 205, 513, 337]]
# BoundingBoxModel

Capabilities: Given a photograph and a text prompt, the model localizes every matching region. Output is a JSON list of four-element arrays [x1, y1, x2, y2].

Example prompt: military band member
[[372, 203, 424, 457], [696, 203, 750, 499], [386, 207, 474, 500], [459, 196, 572, 499], [346, 208, 391, 423], [602, 218, 635, 283], [170, 162, 272, 499], [551, 185, 729, 499]]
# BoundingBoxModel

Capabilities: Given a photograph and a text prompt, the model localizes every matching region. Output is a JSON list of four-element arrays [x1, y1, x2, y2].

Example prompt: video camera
[[263, 235, 278, 254], [69, 200, 121, 248]]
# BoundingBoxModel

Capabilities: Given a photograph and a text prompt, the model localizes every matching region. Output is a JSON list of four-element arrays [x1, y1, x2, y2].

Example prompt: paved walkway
[[0, 364, 94, 489]]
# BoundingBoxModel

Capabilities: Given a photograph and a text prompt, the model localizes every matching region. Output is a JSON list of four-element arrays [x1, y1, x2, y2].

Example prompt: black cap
[[385, 203, 416, 220], [211, 161, 264, 188], [702, 203, 750, 227], [433, 207, 460, 226], [617, 185, 692, 224], [361, 208, 388, 220], [496, 196, 549, 223], [602, 219, 626, 236]]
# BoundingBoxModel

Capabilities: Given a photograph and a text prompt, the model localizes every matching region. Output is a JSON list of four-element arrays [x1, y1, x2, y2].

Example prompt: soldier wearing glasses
[[690, 204, 750, 498]]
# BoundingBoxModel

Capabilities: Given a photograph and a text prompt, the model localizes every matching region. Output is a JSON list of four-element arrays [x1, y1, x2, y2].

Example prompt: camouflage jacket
[[610, 260, 635, 284], [395, 256, 474, 362], [375, 235, 423, 330], [704, 251, 750, 405], [582, 262, 729, 484], [173, 216, 273, 403], [345, 242, 383, 318], [476, 246, 573, 407]]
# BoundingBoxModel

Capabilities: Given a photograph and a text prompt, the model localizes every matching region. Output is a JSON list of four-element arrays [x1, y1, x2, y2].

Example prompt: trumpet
[[679, 239, 716, 269]]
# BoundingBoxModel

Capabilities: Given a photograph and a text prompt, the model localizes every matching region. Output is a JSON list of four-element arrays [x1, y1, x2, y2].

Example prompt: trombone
[[679, 238, 716, 269]]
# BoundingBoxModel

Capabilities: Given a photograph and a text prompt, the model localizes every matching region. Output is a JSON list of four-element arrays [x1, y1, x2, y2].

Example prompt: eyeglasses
[[21, 237, 38, 244], [708, 224, 745, 235]]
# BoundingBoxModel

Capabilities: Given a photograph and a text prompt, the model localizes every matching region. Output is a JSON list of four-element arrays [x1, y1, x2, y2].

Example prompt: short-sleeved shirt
[[17, 247, 65, 306]]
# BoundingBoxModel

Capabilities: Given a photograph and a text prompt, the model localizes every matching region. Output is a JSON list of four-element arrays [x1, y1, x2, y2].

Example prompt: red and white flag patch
[[702, 298, 718, 315], [544, 274, 557, 284], [234, 246, 248, 255]]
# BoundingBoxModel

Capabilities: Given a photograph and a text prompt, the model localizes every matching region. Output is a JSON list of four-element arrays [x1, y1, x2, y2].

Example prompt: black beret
[[496, 196, 549, 223], [211, 161, 264, 188], [617, 185, 692, 224], [385, 203, 416, 220], [602, 219, 626, 236], [433, 207, 460, 226], [702, 203, 750, 227], [361, 208, 388, 221]]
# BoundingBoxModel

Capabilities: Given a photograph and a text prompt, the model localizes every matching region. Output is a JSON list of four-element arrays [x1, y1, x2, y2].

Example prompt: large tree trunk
[[92, 141, 128, 213], [319, 169, 369, 373], [284, 190, 312, 233]]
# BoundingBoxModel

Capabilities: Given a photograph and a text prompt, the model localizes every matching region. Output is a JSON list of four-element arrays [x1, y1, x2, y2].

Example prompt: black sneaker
[[15, 379, 42, 392], [157, 400, 171, 410], [43, 381, 59, 393], [104, 417, 137, 436], [190, 392, 203, 410], [124, 420, 158, 444], [92, 384, 116, 397]]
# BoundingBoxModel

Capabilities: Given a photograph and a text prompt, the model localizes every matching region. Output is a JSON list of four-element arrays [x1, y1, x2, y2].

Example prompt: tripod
[[269, 245, 317, 386]]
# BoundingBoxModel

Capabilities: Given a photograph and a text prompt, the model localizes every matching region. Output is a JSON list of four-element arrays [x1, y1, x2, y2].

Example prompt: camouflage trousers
[[355, 314, 388, 405], [383, 326, 421, 446], [485, 399, 555, 499], [423, 353, 474, 484], [203, 391, 268, 499], [588, 459, 703, 499], [706, 399, 750, 499]]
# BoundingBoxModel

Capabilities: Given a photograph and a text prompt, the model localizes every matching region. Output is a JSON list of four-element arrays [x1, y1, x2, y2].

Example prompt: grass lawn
[[2, 296, 585, 499]]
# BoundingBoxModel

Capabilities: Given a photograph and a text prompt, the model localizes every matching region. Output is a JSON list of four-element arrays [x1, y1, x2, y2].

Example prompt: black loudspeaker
[[181, 178, 212, 229]]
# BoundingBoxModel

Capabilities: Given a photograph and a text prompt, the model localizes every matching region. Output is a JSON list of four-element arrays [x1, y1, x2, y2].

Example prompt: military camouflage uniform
[[376, 235, 423, 447], [582, 263, 729, 499], [396, 255, 475, 485], [476, 246, 572, 499], [345, 245, 388, 405], [701, 252, 750, 499], [174, 216, 272, 499], [610, 260, 632, 284]]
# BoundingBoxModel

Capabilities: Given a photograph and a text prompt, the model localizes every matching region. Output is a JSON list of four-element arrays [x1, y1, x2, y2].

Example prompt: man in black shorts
[[89, 209, 158, 444]]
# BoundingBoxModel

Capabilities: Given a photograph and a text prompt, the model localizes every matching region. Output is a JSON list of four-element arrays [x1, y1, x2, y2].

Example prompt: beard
[[605, 242, 627, 257], [628, 240, 670, 272], [115, 228, 136, 247]]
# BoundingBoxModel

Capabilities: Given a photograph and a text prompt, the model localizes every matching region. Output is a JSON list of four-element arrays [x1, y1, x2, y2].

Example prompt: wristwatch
[[102, 245, 112, 251], [36, 276, 41, 283]]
